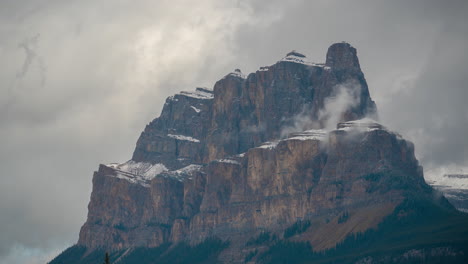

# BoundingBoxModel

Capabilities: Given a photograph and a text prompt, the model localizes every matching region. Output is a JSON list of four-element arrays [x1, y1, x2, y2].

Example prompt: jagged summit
[[326, 42, 361, 70], [225, 43, 360, 80]]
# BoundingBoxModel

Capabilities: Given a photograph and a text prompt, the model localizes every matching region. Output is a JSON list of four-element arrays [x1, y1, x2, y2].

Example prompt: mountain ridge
[[49, 42, 468, 264]]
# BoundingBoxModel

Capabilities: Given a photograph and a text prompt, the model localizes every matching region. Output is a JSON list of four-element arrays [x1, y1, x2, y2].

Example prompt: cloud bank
[[0, 0, 467, 263]]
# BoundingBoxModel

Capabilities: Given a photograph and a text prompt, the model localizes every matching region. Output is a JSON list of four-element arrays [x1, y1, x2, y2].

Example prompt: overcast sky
[[1, 0, 467, 263]]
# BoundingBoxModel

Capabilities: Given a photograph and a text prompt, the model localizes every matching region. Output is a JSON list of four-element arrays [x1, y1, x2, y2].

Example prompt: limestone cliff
[[50, 43, 467, 264]]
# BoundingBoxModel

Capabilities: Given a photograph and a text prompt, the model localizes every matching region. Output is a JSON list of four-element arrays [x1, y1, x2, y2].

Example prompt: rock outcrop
[[51, 43, 466, 264]]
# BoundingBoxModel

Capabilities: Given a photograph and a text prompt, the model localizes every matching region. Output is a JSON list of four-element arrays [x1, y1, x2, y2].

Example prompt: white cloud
[[319, 82, 362, 131]]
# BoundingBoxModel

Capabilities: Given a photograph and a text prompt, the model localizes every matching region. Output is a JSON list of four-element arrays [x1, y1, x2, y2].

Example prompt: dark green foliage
[[283, 220, 311, 238], [48, 246, 120, 264], [49, 237, 228, 264], [118, 243, 171, 264], [337, 211, 349, 224], [159, 237, 229, 264], [103, 252, 110, 264], [257, 241, 314, 264], [244, 249, 258, 263], [120, 237, 229, 264], [48, 245, 87, 264], [113, 223, 127, 231], [258, 194, 468, 264], [245, 232, 276, 246], [363, 170, 430, 195]]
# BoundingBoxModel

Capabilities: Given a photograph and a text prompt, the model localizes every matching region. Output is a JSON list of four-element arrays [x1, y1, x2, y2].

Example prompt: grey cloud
[[0, 1, 467, 263], [380, 21, 468, 167], [0, 1, 279, 263]]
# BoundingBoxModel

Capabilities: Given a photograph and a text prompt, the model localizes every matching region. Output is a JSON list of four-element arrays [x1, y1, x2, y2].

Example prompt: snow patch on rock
[[215, 159, 241, 165], [168, 134, 200, 143], [180, 87, 214, 100], [106, 161, 168, 187], [256, 129, 327, 151], [258, 141, 279, 149], [286, 129, 328, 141], [280, 51, 325, 67], [337, 118, 384, 132], [161, 164, 204, 181], [190, 106, 201, 113]]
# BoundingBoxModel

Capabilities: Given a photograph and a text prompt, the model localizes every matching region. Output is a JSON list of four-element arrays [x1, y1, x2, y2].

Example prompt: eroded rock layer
[[69, 43, 448, 263]]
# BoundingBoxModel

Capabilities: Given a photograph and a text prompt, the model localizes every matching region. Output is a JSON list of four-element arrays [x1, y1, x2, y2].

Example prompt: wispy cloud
[[319, 81, 362, 131], [16, 34, 46, 87]]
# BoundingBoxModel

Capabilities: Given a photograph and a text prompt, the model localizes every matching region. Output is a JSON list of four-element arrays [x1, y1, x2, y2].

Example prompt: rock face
[[131, 87, 214, 168], [131, 43, 376, 166], [61, 43, 452, 263]]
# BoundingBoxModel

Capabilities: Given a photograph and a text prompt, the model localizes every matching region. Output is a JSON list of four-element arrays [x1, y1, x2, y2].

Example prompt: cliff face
[[62, 43, 455, 263], [131, 42, 376, 166]]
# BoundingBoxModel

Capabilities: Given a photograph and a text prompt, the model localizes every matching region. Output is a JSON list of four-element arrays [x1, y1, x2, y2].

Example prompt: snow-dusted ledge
[[335, 118, 405, 141], [179, 87, 214, 100], [167, 134, 200, 143], [106, 162, 204, 185], [256, 129, 327, 151], [214, 159, 241, 165], [286, 129, 328, 141], [107, 161, 168, 187], [160, 164, 204, 182], [279, 51, 325, 67], [337, 118, 384, 132], [258, 141, 279, 149]]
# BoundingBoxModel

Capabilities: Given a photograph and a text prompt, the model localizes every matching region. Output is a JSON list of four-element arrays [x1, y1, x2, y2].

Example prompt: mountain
[[50, 43, 468, 264], [428, 174, 468, 212]]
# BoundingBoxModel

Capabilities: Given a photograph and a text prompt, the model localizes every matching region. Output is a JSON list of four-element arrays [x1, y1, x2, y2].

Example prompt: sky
[[1, 0, 467, 263]]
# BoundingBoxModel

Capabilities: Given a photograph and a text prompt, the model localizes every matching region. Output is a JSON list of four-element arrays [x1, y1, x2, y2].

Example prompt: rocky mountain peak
[[326, 41, 361, 71], [49, 42, 467, 264]]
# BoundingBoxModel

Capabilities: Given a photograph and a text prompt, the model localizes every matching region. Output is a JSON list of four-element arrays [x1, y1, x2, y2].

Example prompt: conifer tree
[[103, 252, 110, 264]]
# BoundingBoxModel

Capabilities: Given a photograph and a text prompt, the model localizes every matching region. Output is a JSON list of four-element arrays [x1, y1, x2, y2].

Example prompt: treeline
[[48, 237, 228, 264]]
